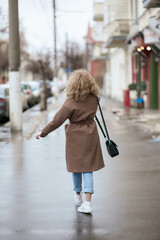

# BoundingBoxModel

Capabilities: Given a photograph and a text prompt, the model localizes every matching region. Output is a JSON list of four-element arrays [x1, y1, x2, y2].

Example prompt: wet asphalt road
[[0, 96, 160, 240]]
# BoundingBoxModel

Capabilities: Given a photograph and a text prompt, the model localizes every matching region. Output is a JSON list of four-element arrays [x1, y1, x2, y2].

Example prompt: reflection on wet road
[[0, 97, 160, 240]]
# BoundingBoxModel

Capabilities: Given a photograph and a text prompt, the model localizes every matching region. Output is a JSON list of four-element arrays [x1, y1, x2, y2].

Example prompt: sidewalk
[[0, 96, 62, 143], [1, 94, 159, 142], [0, 94, 160, 240], [106, 98, 160, 140]]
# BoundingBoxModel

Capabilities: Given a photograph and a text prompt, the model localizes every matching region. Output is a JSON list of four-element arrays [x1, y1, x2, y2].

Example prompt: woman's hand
[[35, 131, 42, 140]]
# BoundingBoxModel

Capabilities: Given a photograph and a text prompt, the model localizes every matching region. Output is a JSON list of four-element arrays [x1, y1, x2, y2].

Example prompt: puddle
[[150, 138, 160, 143]]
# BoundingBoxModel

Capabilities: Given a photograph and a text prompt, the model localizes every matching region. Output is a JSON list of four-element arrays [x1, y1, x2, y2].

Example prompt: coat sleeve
[[40, 101, 72, 137]]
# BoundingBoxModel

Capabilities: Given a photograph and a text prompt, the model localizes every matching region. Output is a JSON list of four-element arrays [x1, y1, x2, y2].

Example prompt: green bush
[[139, 82, 146, 91], [128, 82, 146, 98], [128, 82, 146, 91], [128, 83, 137, 90]]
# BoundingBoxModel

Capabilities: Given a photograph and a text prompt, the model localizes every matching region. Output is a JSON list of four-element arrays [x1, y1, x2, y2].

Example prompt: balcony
[[104, 19, 133, 48], [93, 2, 104, 21], [143, 0, 160, 8]]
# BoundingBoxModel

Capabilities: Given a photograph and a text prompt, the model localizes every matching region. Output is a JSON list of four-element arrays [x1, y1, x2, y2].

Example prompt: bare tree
[[20, 31, 29, 61], [25, 52, 53, 110], [66, 42, 86, 71], [0, 39, 8, 84], [0, 41, 8, 74], [0, 7, 8, 34], [0, 8, 8, 82], [0, 30, 29, 83], [25, 52, 53, 80]]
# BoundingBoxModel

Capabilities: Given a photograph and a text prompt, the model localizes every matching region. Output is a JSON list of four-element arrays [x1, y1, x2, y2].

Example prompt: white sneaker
[[74, 193, 82, 205], [78, 201, 92, 213]]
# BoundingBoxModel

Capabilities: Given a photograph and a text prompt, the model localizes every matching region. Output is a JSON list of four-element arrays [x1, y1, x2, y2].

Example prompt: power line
[[39, 0, 53, 28], [34, 0, 53, 35]]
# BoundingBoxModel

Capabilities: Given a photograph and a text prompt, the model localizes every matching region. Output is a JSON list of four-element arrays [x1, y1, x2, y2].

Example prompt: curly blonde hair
[[66, 69, 99, 102]]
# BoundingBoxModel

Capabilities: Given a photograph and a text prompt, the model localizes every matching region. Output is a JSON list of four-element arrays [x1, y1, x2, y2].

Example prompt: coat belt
[[70, 119, 94, 125]]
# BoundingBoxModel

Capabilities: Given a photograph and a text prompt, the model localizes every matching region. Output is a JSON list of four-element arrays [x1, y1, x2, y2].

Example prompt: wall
[[105, 47, 130, 102]]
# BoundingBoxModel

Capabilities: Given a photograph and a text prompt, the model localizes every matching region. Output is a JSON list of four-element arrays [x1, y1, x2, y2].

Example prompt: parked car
[[21, 81, 36, 107], [58, 79, 66, 91], [0, 84, 9, 119], [0, 84, 28, 120], [50, 79, 66, 95], [27, 81, 40, 104], [50, 81, 55, 95]]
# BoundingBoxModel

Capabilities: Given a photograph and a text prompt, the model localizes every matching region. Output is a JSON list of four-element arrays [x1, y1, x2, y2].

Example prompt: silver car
[[27, 81, 40, 104]]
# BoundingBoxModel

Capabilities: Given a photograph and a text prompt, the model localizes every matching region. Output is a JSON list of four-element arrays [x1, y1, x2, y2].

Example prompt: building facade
[[85, 2, 106, 88], [91, 0, 160, 110], [128, 1, 160, 110]]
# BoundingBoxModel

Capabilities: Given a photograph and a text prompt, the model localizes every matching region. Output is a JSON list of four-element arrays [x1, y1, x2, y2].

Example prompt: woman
[[35, 69, 105, 213]]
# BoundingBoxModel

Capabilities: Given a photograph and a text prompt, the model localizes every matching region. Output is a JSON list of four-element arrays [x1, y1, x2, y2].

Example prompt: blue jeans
[[72, 172, 94, 194]]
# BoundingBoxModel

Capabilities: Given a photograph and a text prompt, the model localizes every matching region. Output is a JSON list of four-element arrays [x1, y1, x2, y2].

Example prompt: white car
[[50, 79, 66, 95], [21, 81, 35, 107], [27, 81, 40, 104], [58, 79, 66, 91]]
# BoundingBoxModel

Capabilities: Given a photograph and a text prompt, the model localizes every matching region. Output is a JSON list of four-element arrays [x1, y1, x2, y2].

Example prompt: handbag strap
[[95, 97, 111, 141], [95, 115, 106, 138]]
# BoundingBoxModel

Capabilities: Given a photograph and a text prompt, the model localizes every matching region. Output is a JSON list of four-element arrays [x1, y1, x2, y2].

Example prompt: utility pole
[[8, 0, 22, 132], [53, 0, 59, 99]]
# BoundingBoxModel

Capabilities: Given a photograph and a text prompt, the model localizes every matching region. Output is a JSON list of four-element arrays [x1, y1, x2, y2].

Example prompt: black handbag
[[95, 98, 119, 158]]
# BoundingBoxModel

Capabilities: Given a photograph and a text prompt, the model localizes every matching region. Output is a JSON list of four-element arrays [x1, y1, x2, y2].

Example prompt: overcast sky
[[0, 0, 93, 54]]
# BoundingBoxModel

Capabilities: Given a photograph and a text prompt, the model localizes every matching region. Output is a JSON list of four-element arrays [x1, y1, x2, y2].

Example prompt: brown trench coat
[[40, 94, 105, 173]]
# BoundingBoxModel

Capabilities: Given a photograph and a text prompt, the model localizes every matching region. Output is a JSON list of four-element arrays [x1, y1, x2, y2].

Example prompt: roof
[[84, 24, 104, 44]]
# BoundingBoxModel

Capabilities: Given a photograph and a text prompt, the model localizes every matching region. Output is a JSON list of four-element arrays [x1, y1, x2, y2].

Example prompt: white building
[[102, 0, 133, 102]]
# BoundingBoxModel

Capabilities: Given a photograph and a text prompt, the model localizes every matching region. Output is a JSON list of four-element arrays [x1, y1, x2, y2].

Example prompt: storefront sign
[[143, 28, 159, 44]]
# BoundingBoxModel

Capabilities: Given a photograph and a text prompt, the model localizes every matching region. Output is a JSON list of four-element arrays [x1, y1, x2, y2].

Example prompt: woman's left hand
[[35, 131, 42, 140]]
